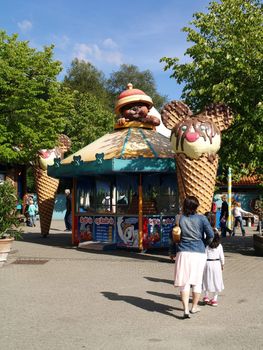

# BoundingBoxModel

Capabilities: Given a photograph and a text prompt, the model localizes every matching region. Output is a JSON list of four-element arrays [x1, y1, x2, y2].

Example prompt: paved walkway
[[1, 221, 262, 350]]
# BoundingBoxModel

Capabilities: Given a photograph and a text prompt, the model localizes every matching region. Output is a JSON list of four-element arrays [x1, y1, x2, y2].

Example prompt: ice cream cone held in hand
[[161, 101, 233, 213], [35, 135, 71, 237]]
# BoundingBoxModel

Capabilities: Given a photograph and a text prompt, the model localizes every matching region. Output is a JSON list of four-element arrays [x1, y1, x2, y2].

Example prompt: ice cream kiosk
[[48, 84, 178, 250]]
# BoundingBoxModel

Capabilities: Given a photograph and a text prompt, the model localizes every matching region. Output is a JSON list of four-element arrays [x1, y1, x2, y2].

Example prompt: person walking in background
[[232, 201, 254, 237], [203, 213, 225, 307], [64, 189, 72, 231], [220, 195, 232, 237], [22, 191, 31, 225], [174, 196, 214, 319], [27, 197, 37, 227]]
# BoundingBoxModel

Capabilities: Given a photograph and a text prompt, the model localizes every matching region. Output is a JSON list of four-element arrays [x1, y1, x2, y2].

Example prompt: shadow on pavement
[[21, 227, 261, 260], [146, 291, 182, 302], [144, 276, 174, 285], [220, 234, 261, 256], [101, 291, 183, 319], [21, 231, 174, 262], [21, 231, 73, 248]]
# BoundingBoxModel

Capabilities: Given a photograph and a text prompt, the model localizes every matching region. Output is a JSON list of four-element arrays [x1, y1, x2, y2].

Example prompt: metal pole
[[228, 167, 232, 229], [138, 174, 143, 250]]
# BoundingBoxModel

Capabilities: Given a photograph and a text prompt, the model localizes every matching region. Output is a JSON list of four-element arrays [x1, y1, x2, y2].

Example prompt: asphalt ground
[[1, 220, 262, 350]]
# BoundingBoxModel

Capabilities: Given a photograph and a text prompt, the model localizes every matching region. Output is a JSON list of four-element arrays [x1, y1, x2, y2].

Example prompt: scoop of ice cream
[[38, 148, 61, 170], [171, 115, 221, 159]]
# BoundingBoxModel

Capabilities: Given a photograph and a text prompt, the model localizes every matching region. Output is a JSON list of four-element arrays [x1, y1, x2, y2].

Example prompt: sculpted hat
[[115, 83, 153, 115]]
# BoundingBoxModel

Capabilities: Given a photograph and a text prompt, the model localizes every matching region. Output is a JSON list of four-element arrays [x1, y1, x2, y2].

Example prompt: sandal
[[208, 299, 218, 307], [190, 307, 201, 314], [203, 297, 209, 304]]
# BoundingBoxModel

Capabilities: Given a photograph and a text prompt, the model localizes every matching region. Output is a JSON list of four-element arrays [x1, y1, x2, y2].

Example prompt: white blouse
[[206, 244, 225, 266]]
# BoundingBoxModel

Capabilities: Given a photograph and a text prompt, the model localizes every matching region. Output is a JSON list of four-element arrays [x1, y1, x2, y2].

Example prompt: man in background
[[64, 189, 72, 231], [220, 195, 232, 237]]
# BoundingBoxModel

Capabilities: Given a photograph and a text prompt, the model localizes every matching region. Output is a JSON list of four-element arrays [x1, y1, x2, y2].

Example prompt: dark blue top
[[177, 214, 214, 253]]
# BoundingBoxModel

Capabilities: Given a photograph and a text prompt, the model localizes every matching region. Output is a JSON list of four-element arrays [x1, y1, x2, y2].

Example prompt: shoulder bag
[[172, 215, 181, 243]]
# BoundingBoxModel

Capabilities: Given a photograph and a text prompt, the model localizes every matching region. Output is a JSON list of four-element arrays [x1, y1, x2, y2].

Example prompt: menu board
[[94, 216, 115, 242], [161, 216, 176, 245]]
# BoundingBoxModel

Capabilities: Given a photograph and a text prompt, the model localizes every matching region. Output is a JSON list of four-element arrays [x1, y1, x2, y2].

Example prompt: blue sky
[[1, 0, 210, 101]]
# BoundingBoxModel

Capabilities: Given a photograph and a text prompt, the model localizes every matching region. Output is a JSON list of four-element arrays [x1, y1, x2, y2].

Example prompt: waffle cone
[[175, 154, 218, 214], [34, 167, 59, 236]]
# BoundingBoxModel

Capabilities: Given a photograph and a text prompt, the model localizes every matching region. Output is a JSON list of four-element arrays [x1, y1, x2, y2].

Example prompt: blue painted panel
[[52, 194, 67, 220]]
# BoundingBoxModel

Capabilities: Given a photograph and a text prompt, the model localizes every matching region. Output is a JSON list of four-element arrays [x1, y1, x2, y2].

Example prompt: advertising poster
[[73, 216, 79, 244], [94, 216, 115, 242], [161, 216, 176, 245], [78, 216, 93, 242], [116, 216, 139, 248], [144, 216, 162, 247]]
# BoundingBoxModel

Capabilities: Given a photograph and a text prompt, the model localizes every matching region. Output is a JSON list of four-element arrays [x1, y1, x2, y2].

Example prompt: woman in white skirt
[[202, 231, 225, 306], [174, 196, 214, 319]]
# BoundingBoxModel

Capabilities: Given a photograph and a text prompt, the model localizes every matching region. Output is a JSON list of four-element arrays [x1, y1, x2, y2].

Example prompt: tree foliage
[[0, 31, 73, 164], [64, 92, 115, 153], [161, 0, 263, 179], [106, 64, 167, 110], [0, 180, 22, 239], [63, 58, 111, 110]]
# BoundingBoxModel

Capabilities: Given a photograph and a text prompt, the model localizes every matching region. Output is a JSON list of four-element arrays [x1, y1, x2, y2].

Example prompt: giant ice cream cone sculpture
[[161, 101, 233, 213], [35, 135, 71, 236], [34, 166, 59, 236]]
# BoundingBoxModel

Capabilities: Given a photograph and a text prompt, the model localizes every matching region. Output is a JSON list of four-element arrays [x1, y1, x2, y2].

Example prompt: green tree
[[65, 92, 115, 153], [161, 0, 263, 180], [63, 58, 111, 110], [106, 64, 167, 110], [0, 180, 22, 239], [0, 31, 73, 164]]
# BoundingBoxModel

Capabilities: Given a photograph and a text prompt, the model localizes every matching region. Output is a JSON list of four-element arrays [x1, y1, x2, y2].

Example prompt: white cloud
[[17, 20, 32, 32], [74, 43, 93, 60], [102, 38, 118, 49], [105, 51, 123, 65], [73, 40, 123, 66]]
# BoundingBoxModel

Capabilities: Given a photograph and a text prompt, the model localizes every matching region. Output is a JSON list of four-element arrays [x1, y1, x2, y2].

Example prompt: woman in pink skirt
[[174, 196, 214, 318]]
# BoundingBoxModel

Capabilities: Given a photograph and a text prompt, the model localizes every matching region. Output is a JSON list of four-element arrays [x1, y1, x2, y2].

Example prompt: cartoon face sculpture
[[121, 102, 150, 121], [171, 115, 221, 159], [161, 101, 233, 160], [115, 83, 160, 127]]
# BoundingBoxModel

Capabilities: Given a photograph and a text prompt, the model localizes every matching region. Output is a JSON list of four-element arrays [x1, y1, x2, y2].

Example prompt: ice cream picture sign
[[161, 101, 233, 213]]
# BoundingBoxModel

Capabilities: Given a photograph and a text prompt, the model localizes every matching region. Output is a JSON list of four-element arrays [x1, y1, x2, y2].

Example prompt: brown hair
[[209, 232, 220, 249], [183, 196, 200, 216]]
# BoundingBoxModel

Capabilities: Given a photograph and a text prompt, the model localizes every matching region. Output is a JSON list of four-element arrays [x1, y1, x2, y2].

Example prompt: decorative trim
[[71, 155, 83, 166], [114, 121, 155, 130], [138, 129, 158, 158], [48, 158, 176, 178], [95, 153, 105, 164], [120, 129, 131, 158], [53, 158, 61, 167]]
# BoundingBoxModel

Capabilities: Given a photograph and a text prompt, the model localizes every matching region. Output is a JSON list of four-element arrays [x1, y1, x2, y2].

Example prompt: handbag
[[172, 215, 181, 243], [220, 216, 226, 224]]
